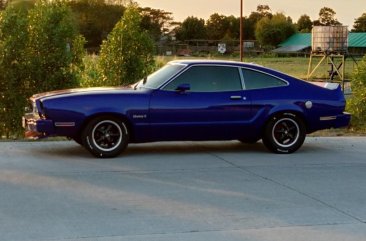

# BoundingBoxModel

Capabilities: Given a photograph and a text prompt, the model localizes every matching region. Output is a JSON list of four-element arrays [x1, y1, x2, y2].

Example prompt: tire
[[262, 113, 306, 154], [82, 116, 129, 158]]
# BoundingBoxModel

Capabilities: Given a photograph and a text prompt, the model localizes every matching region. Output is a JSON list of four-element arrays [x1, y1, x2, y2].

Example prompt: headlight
[[25, 100, 41, 118], [33, 101, 38, 114], [24, 100, 34, 113]]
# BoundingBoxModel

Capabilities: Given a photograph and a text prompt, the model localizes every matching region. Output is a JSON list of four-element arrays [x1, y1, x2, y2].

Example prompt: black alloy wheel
[[262, 113, 306, 154], [82, 116, 129, 158]]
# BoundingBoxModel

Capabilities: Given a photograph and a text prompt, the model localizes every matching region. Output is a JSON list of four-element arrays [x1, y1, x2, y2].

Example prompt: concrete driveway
[[0, 137, 366, 241]]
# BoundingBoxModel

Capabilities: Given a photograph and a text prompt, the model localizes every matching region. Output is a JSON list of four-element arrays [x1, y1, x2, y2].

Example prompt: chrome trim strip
[[320, 116, 337, 121], [55, 122, 75, 127], [238, 66, 246, 89]]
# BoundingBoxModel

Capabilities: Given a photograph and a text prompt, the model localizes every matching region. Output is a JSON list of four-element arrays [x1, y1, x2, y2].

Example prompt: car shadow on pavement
[[29, 140, 323, 159], [30, 142, 91, 158], [29, 140, 269, 158], [124, 141, 268, 157]]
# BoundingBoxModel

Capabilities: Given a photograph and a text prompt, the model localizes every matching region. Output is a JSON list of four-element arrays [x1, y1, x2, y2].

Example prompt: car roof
[[167, 59, 305, 86], [167, 59, 307, 87], [168, 59, 263, 68]]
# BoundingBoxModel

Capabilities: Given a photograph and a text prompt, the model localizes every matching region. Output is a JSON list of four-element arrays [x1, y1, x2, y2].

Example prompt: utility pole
[[240, 0, 244, 62]]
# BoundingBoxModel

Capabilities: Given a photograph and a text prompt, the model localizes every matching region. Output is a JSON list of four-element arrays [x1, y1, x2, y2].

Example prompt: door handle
[[230, 96, 246, 100]]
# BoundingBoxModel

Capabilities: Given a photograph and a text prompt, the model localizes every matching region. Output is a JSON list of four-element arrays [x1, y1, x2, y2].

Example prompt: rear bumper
[[319, 112, 351, 129], [22, 115, 54, 139], [333, 112, 351, 128]]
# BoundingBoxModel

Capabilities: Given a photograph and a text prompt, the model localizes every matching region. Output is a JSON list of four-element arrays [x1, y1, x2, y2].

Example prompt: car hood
[[30, 86, 133, 101]]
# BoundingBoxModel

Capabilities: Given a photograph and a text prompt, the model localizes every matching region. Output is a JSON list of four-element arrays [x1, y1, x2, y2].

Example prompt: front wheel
[[82, 116, 129, 158], [262, 113, 306, 154]]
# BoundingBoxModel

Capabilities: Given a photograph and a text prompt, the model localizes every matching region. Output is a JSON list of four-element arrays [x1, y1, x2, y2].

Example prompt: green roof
[[279, 32, 366, 48], [349, 33, 366, 47], [279, 33, 311, 47]]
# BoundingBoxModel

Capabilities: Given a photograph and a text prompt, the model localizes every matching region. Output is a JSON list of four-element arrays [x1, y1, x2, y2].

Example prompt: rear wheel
[[262, 113, 306, 154], [82, 116, 129, 158]]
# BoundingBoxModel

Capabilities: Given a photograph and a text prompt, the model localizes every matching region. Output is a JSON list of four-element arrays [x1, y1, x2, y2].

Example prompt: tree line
[[174, 5, 366, 48], [1, 0, 171, 52], [2, 1, 365, 49]]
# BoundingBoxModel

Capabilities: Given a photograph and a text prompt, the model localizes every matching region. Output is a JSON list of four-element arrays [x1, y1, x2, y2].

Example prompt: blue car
[[23, 60, 351, 157]]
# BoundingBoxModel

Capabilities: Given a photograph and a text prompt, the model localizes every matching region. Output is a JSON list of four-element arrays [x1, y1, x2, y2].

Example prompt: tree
[[297, 14, 312, 32], [248, 4, 272, 23], [226, 15, 240, 40], [175, 16, 206, 41], [314, 7, 341, 26], [67, 0, 124, 52], [206, 13, 230, 40], [241, 16, 255, 40], [205, 14, 243, 41], [255, 13, 296, 48], [26, 0, 85, 92], [256, 4, 272, 18], [140, 7, 173, 41], [99, 4, 155, 86], [246, 4, 273, 41], [5, 0, 36, 10], [0, 0, 7, 9], [352, 13, 366, 32]]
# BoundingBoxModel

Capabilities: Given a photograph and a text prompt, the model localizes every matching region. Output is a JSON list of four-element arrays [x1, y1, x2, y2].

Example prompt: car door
[[148, 65, 254, 141]]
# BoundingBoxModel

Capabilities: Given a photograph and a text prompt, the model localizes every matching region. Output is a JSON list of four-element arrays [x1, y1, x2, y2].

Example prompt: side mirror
[[175, 83, 190, 93]]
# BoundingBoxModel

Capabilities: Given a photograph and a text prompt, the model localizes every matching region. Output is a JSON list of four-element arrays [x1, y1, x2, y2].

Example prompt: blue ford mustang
[[23, 60, 351, 157]]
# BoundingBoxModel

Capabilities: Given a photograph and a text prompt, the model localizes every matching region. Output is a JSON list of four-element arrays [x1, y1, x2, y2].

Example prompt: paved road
[[0, 137, 366, 241]]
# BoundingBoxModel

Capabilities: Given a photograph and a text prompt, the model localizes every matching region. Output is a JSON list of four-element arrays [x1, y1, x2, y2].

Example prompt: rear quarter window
[[241, 68, 287, 90]]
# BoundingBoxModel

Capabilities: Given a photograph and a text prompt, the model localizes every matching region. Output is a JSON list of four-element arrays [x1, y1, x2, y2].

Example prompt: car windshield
[[135, 63, 186, 90]]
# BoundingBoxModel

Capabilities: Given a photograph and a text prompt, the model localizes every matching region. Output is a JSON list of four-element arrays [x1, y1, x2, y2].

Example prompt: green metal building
[[274, 33, 366, 55]]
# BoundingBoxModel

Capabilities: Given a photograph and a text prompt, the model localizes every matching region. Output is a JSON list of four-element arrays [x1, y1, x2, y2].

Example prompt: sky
[[135, 0, 366, 28]]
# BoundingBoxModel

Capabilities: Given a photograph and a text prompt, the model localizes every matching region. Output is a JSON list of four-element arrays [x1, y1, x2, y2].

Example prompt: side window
[[241, 69, 287, 90], [163, 66, 242, 92]]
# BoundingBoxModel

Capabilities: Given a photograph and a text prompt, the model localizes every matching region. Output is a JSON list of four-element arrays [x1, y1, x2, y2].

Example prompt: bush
[[79, 54, 104, 87], [27, 0, 85, 92], [0, 0, 85, 138], [0, 6, 29, 138], [348, 55, 366, 130], [98, 4, 155, 86]]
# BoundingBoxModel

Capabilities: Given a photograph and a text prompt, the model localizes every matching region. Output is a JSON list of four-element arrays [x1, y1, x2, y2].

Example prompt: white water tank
[[312, 26, 348, 53]]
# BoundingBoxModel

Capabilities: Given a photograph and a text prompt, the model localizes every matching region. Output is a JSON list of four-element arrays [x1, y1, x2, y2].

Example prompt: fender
[[250, 103, 307, 132], [267, 103, 305, 117]]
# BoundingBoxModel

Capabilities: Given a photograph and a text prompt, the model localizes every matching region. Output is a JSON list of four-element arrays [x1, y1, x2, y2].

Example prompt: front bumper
[[22, 113, 54, 139]]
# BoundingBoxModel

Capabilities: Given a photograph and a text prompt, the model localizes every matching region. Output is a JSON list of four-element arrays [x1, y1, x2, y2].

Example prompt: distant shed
[[274, 32, 366, 55], [348, 33, 366, 55]]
